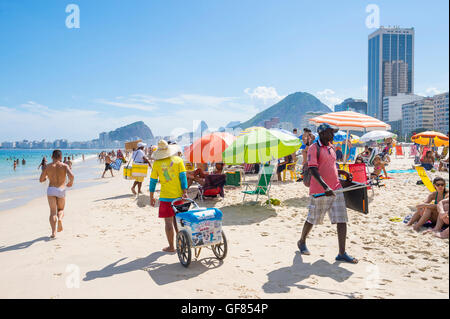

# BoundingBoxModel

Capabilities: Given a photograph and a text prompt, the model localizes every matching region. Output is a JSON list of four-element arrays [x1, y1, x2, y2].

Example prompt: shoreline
[[0, 155, 106, 212]]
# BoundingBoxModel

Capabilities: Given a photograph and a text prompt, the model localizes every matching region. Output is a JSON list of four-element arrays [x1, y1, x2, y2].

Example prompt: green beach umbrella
[[222, 127, 301, 164]]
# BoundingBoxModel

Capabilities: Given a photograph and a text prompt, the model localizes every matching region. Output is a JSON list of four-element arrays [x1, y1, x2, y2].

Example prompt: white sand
[[0, 157, 448, 299]]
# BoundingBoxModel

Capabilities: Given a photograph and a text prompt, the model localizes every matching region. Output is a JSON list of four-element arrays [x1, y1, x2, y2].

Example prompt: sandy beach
[[0, 157, 448, 299]]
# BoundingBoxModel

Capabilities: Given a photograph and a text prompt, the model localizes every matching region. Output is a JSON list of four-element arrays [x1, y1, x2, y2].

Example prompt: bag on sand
[[302, 143, 320, 187]]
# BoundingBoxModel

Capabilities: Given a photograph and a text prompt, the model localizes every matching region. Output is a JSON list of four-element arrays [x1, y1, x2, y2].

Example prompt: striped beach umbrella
[[308, 111, 391, 132]]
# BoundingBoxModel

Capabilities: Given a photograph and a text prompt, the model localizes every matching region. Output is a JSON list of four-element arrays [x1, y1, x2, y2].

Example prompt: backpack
[[302, 142, 321, 187]]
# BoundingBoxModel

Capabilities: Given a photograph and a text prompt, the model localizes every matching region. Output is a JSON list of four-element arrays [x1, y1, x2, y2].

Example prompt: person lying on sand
[[407, 177, 448, 232], [39, 150, 74, 239]]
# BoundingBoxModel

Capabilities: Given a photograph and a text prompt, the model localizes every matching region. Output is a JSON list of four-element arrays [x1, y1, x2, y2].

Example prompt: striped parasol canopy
[[308, 111, 391, 132]]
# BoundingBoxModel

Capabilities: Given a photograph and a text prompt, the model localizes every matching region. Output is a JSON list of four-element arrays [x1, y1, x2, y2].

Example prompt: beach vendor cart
[[171, 198, 227, 267]]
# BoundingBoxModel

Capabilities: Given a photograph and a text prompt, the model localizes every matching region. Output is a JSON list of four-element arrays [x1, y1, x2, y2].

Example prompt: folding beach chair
[[283, 159, 299, 181], [196, 174, 227, 201], [364, 148, 378, 167], [348, 163, 375, 196], [409, 145, 418, 158], [395, 145, 405, 158], [415, 165, 436, 192], [242, 165, 274, 202], [347, 147, 357, 162]]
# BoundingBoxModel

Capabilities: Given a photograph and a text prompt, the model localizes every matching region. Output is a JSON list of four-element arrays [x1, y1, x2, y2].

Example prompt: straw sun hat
[[151, 140, 180, 160]]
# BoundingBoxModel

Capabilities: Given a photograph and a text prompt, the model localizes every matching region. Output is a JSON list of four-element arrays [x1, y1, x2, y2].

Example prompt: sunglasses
[[435, 183, 445, 187]]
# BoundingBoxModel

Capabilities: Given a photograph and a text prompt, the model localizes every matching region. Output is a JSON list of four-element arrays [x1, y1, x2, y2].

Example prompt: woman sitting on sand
[[370, 155, 388, 179], [407, 177, 449, 231]]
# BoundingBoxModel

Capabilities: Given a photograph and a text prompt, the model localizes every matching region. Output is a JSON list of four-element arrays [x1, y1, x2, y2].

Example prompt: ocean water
[[0, 149, 111, 211], [0, 149, 103, 180]]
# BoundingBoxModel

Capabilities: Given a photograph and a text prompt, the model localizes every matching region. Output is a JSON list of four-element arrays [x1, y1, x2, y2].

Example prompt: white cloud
[[244, 86, 284, 109], [316, 89, 344, 109], [425, 87, 443, 96], [95, 98, 157, 111]]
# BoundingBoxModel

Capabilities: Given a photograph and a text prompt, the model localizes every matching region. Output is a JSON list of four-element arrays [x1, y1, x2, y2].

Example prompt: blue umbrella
[[333, 131, 348, 143]]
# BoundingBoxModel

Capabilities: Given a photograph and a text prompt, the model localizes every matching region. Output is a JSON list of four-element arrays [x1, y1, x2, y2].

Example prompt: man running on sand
[[149, 140, 187, 252], [39, 150, 74, 239]]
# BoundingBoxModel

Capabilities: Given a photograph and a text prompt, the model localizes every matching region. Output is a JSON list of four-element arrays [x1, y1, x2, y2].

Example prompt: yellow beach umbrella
[[411, 131, 449, 147]]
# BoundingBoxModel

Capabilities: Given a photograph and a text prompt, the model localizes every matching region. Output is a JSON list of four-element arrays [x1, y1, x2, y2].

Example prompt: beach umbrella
[[222, 127, 301, 164], [309, 111, 391, 163], [239, 126, 262, 136], [360, 130, 397, 143], [184, 132, 236, 163], [411, 131, 449, 147], [308, 111, 391, 132]]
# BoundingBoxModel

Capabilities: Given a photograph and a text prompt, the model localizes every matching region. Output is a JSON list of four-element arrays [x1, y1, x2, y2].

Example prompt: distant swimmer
[[39, 150, 75, 239], [22, 158, 26, 165], [66, 157, 73, 170], [82, 154, 85, 161], [13, 161, 17, 170]]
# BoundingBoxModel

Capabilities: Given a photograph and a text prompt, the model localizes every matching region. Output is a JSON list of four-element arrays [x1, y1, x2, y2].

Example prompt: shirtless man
[[102, 152, 114, 178], [39, 150, 74, 239]]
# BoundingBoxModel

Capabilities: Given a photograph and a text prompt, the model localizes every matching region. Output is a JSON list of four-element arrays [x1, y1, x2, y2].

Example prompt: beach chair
[[364, 148, 378, 167], [242, 165, 274, 202], [409, 145, 418, 158], [347, 147, 357, 162], [184, 162, 194, 172], [196, 174, 227, 201], [348, 163, 374, 196], [282, 159, 298, 181], [414, 165, 436, 192], [395, 145, 404, 158]]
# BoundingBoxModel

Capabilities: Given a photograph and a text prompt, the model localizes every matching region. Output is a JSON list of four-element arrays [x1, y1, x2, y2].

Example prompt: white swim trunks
[[47, 187, 66, 198]]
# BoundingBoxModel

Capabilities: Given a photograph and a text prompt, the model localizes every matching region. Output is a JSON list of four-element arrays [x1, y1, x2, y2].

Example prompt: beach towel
[[415, 166, 436, 192], [110, 158, 123, 171], [387, 169, 416, 174]]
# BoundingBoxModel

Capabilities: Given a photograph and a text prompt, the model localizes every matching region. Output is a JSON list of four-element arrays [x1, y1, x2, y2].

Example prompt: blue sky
[[0, 0, 448, 141]]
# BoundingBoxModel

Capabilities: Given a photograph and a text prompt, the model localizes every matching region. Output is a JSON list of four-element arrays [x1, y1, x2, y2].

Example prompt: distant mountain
[[226, 121, 241, 128], [237, 92, 332, 129], [106, 121, 154, 141]]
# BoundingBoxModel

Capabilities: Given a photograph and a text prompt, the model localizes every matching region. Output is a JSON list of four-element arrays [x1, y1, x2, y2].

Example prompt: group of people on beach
[[38, 124, 449, 260]]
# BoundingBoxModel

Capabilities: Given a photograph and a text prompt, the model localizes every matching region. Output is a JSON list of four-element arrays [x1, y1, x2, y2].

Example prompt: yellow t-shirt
[[150, 156, 186, 199]]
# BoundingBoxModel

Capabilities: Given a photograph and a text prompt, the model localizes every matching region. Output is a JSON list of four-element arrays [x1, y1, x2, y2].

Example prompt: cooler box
[[225, 171, 241, 186], [131, 163, 148, 177], [123, 165, 132, 179], [176, 208, 223, 247]]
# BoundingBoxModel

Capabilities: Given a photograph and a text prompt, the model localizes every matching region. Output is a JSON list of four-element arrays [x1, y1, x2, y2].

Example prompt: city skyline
[[0, 0, 448, 141]]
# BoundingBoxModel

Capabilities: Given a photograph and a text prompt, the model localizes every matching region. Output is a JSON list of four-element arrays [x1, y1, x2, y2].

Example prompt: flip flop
[[336, 252, 358, 264], [389, 217, 402, 222], [297, 241, 311, 255]]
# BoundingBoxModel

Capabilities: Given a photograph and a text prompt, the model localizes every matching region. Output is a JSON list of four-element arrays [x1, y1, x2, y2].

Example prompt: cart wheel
[[176, 230, 192, 267], [212, 231, 227, 260]]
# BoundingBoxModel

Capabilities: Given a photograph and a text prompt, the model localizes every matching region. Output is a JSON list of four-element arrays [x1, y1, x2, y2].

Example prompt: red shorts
[[158, 200, 183, 218]]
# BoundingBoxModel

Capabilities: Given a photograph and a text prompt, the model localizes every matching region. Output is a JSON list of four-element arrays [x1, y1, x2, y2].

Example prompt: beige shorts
[[306, 192, 347, 225]]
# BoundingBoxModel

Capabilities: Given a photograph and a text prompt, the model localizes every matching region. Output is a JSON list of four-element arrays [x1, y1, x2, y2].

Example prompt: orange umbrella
[[184, 132, 236, 163], [411, 131, 449, 147], [308, 111, 391, 132]]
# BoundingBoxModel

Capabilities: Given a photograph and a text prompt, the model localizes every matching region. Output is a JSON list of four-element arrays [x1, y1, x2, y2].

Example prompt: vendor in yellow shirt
[[150, 140, 188, 253]]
